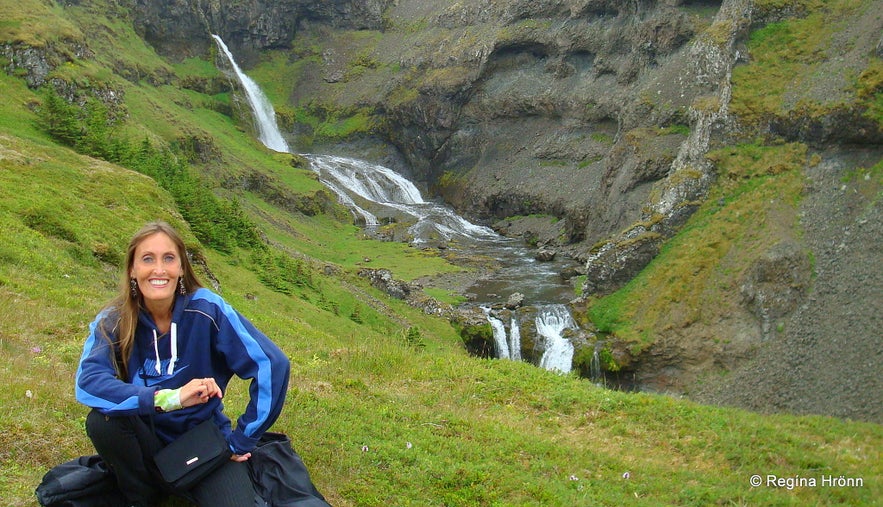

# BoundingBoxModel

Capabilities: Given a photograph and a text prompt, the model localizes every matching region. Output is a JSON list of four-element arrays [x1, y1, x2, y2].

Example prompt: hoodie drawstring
[[153, 329, 162, 375], [153, 323, 178, 376], [168, 322, 178, 375]]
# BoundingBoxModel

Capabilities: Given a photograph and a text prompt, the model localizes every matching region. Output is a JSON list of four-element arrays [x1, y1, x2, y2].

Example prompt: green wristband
[[154, 388, 183, 412]]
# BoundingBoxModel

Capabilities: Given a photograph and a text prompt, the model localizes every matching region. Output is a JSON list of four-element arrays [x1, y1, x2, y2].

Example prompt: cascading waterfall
[[536, 305, 577, 373], [308, 155, 497, 243], [482, 308, 522, 361], [483, 307, 511, 360], [211, 35, 289, 153], [483, 305, 575, 373], [309, 154, 424, 204]]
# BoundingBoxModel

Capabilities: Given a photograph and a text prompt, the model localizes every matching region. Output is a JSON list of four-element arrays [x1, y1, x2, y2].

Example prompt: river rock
[[505, 292, 524, 309], [535, 248, 557, 262]]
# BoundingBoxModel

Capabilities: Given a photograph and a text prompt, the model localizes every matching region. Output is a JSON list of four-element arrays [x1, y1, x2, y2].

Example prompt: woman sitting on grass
[[75, 220, 291, 506]]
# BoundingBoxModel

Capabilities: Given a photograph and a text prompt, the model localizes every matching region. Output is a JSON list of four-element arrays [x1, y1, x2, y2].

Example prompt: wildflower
[[26, 390, 33, 399]]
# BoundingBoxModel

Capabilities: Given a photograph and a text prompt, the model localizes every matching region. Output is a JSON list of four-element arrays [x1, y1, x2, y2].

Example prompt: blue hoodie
[[75, 288, 290, 454]]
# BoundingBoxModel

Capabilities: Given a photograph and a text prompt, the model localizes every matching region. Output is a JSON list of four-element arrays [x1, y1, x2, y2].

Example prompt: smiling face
[[130, 232, 183, 313]]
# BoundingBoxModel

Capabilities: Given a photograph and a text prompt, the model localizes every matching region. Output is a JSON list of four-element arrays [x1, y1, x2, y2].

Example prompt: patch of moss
[[599, 346, 620, 372], [702, 19, 734, 47], [856, 58, 883, 126], [691, 94, 721, 113], [730, 0, 870, 125]]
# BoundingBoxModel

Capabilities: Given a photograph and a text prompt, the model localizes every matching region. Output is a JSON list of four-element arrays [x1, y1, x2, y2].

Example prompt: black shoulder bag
[[152, 419, 232, 492]]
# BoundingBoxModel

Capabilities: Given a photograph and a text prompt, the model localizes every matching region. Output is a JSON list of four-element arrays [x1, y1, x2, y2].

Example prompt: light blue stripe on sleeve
[[193, 289, 274, 436]]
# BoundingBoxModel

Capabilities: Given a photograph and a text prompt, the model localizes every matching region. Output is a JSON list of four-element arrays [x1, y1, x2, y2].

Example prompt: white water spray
[[483, 307, 511, 360], [536, 305, 577, 373], [508, 315, 522, 362], [483, 305, 574, 372], [211, 35, 289, 152]]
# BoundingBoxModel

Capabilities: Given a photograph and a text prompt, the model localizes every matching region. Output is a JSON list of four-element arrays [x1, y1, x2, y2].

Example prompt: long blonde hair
[[102, 221, 203, 379]]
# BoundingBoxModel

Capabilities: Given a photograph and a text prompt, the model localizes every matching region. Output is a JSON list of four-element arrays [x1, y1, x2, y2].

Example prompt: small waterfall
[[536, 305, 577, 373], [482, 307, 511, 359], [590, 343, 603, 383], [508, 315, 522, 362], [483, 306, 576, 373], [211, 35, 290, 152]]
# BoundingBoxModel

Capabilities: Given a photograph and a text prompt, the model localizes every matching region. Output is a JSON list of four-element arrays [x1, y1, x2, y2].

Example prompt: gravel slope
[[691, 149, 882, 424]]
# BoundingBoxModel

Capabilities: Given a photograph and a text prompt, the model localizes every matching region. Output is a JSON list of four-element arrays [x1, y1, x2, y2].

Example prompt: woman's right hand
[[179, 377, 223, 408]]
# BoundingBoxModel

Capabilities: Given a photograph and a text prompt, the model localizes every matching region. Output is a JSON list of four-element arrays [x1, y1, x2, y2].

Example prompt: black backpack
[[248, 433, 330, 507], [35, 454, 128, 507]]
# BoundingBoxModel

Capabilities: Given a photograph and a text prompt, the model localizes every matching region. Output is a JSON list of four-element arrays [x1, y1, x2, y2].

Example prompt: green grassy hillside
[[1, 1, 881, 506]]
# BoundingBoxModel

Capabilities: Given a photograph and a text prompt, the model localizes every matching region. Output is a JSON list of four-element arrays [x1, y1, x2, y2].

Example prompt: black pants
[[86, 409, 256, 506]]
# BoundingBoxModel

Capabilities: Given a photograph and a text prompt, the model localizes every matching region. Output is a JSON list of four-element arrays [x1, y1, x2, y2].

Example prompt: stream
[[214, 35, 582, 373]]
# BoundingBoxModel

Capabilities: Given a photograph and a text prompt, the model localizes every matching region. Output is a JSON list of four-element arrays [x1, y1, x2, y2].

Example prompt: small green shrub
[[599, 346, 620, 372], [403, 326, 425, 349]]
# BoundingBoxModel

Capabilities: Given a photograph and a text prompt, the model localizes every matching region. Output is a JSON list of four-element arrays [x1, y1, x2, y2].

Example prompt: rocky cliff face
[[166, 0, 756, 298], [384, 0, 725, 263], [127, 0, 729, 267], [125, 0, 390, 63]]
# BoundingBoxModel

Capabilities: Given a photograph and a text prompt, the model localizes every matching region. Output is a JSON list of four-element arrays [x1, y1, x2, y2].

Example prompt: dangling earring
[[130, 278, 139, 298], [178, 277, 187, 295]]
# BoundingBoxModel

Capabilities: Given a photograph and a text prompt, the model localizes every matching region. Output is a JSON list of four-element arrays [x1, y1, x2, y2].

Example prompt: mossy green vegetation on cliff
[[1, 2, 881, 506], [584, 0, 880, 376], [587, 142, 807, 346], [730, 0, 880, 127]]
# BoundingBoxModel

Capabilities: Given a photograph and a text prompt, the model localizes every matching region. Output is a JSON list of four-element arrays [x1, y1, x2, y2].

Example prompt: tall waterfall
[[212, 35, 496, 245], [212, 35, 289, 152]]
